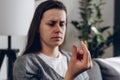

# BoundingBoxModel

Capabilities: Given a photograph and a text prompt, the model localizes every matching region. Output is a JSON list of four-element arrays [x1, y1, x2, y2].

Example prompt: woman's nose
[[55, 24, 62, 33]]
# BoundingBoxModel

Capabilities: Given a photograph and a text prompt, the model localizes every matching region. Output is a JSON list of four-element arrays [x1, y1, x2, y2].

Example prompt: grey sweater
[[13, 51, 89, 80]]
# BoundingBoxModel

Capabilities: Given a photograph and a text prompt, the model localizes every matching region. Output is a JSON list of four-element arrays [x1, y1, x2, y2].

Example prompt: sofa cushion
[[87, 60, 102, 80], [95, 57, 120, 80]]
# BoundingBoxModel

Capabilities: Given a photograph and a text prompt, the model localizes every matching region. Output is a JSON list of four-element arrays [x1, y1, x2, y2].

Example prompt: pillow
[[87, 60, 102, 80], [95, 57, 120, 80]]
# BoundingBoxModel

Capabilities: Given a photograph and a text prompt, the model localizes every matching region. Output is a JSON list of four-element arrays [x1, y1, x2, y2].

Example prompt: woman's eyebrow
[[48, 20, 57, 23], [59, 20, 66, 23], [47, 20, 66, 23]]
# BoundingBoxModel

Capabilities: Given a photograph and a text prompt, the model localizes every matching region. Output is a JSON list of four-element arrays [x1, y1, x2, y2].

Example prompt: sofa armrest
[[95, 57, 120, 80], [87, 60, 102, 80]]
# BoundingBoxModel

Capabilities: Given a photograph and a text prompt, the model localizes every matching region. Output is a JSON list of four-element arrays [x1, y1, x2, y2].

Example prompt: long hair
[[23, 0, 67, 54]]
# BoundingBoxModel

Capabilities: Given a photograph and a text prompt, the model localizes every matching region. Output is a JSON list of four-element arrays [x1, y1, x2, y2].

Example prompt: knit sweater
[[13, 50, 89, 80]]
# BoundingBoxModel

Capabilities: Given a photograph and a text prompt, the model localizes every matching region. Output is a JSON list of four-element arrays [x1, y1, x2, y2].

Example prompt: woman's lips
[[51, 36, 62, 41]]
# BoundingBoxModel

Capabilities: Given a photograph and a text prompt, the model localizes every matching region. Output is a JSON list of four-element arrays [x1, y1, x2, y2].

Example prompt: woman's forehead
[[42, 9, 66, 21]]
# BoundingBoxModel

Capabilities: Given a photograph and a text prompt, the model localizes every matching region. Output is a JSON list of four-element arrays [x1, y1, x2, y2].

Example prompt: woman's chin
[[52, 42, 63, 47]]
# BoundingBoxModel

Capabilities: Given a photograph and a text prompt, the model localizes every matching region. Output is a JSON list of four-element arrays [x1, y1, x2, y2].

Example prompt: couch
[[87, 57, 120, 80]]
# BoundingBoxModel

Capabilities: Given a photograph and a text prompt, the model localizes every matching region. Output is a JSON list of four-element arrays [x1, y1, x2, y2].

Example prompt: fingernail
[[80, 40, 83, 44]]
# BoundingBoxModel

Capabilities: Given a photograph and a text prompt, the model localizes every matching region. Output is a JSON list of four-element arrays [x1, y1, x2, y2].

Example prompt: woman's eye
[[47, 21, 56, 27], [60, 22, 65, 27], [48, 23, 55, 26], [47, 21, 66, 27]]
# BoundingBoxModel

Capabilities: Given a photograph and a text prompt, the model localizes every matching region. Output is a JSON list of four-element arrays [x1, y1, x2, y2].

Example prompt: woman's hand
[[65, 41, 92, 80]]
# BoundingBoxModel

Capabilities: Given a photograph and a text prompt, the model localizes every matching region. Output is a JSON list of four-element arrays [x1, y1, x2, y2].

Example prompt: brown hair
[[23, 0, 67, 54]]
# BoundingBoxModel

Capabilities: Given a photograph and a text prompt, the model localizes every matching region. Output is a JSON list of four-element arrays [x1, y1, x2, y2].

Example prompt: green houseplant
[[71, 0, 113, 58]]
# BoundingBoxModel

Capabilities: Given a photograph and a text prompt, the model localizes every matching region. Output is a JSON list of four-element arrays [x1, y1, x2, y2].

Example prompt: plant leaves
[[99, 26, 110, 32], [91, 26, 99, 34], [71, 21, 82, 30]]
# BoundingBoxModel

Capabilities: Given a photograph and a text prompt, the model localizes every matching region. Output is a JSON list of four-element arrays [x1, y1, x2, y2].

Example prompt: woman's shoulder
[[16, 53, 36, 61], [13, 53, 43, 79], [14, 53, 38, 67], [13, 53, 41, 72]]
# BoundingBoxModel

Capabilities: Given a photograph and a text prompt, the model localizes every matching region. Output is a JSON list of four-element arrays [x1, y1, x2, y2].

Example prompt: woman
[[13, 0, 92, 80]]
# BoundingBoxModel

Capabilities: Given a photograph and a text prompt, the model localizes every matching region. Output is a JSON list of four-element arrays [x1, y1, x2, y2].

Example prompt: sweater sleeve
[[13, 56, 29, 80], [74, 71, 89, 80], [13, 55, 41, 80]]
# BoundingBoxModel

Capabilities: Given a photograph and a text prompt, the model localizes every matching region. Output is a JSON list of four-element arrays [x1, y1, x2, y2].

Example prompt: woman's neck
[[40, 46, 59, 58]]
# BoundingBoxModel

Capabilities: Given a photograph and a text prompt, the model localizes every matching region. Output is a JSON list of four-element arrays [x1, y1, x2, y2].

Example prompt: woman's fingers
[[68, 41, 92, 78], [80, 41, 89, 60], [77, 50, 83, 60], [80, 41, 88, 53], [72, 44, 78, 59], [80, 41, 92, 68], [72, 41, 92, 65]]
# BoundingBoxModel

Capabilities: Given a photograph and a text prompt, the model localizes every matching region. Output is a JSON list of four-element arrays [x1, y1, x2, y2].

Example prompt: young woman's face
[[39, 9, 66, 48]]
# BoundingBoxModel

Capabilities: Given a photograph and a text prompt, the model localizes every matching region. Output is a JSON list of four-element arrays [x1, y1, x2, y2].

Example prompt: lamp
[[0, 0, 35, 80]]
